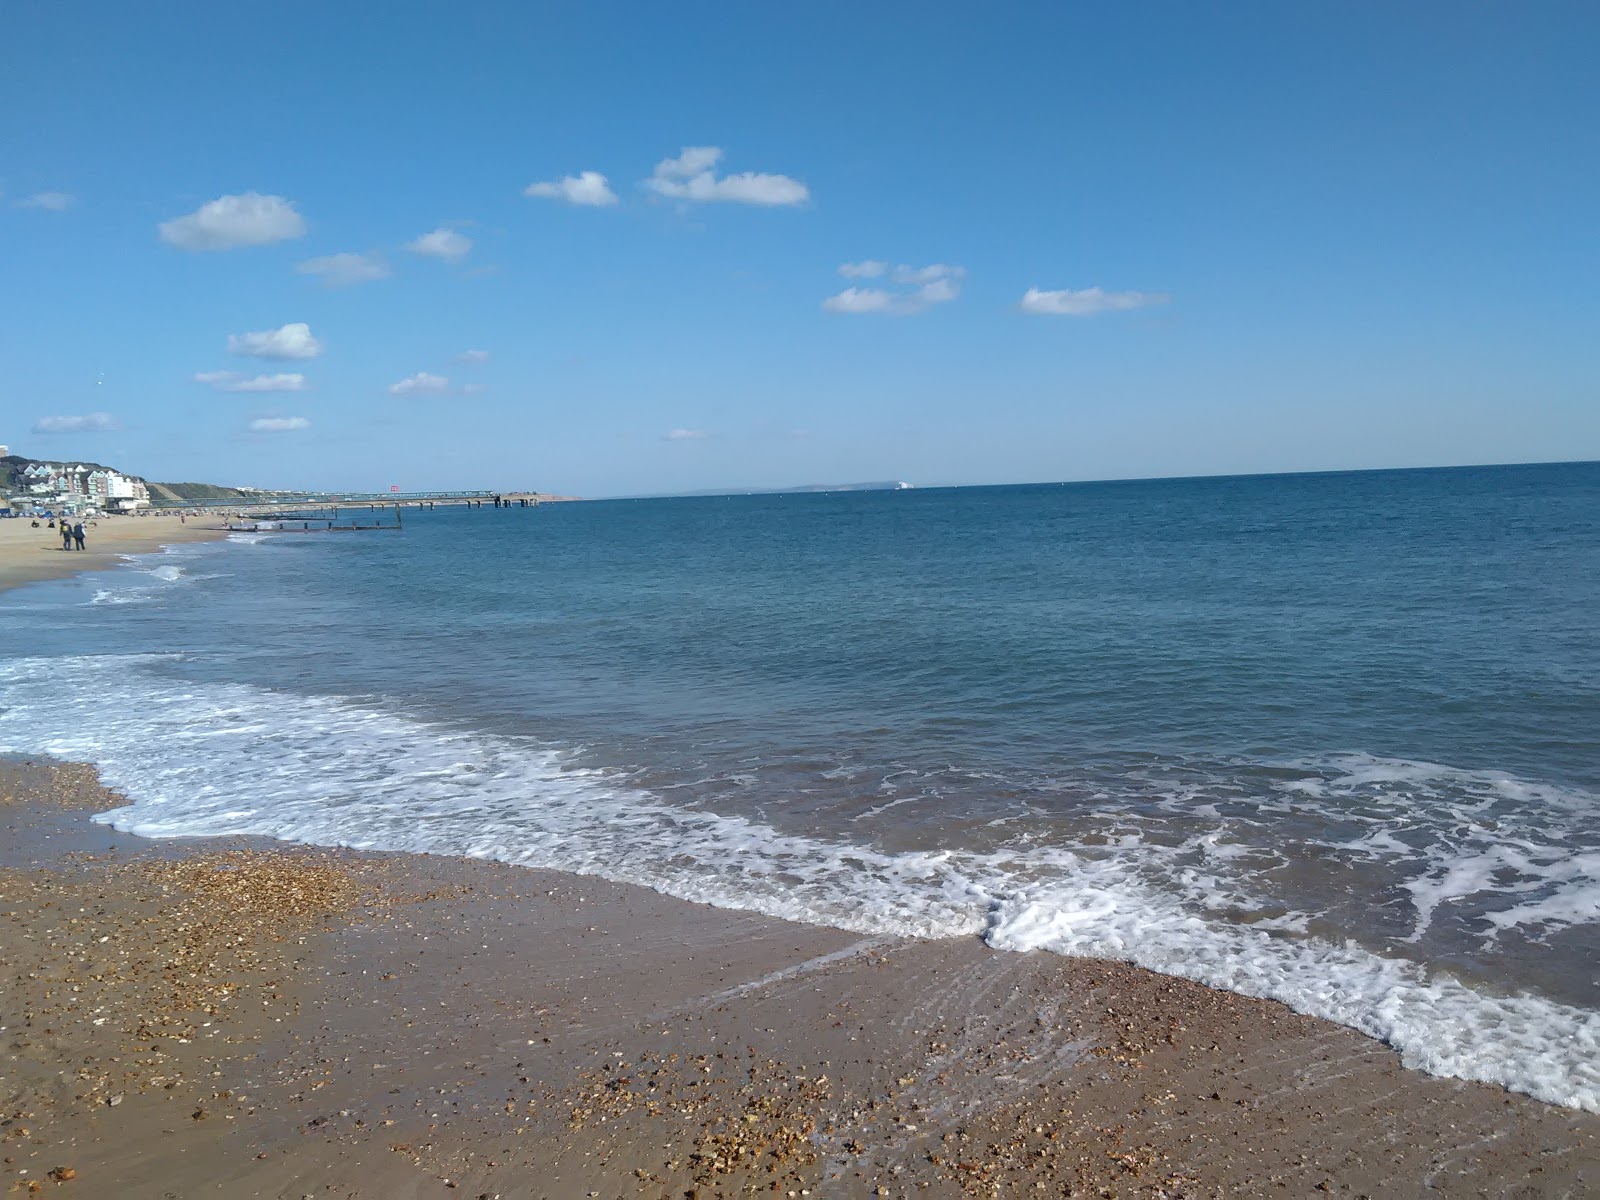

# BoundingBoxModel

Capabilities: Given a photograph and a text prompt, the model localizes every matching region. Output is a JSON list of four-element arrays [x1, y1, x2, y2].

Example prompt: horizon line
[[581, 456, 1600, 503]]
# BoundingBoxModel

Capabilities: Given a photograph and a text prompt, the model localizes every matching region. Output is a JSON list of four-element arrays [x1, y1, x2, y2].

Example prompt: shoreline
[[3, 756, 1595, 1197], [0, 515, 229, 594]]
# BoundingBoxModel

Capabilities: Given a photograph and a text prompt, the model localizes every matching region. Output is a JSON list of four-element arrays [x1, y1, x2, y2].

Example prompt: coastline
[[0, 516, 228, 594], [3, 757, 1594, 1198]]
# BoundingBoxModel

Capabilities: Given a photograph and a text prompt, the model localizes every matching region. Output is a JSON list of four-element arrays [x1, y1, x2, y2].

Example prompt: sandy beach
[[2, 758, 1594, 1199], [0, 516, 227, 594]]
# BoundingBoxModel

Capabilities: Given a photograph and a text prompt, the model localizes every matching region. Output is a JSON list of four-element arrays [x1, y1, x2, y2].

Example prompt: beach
[[0, 516, 226, 594], [7, 0, 1594, 1191], [2, 475, 1597, 1196], [3, 757, 1597, 1198]]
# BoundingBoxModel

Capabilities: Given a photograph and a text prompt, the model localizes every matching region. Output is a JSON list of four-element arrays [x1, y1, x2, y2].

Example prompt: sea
[[2, 462, 1596, 1111]]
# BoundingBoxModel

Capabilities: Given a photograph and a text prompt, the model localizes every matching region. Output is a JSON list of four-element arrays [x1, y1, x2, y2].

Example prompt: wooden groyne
[[226, 505, 404, 533]]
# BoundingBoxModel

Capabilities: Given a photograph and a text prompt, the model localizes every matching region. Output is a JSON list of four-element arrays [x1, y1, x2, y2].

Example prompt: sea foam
[[0, 653, 1595, 1113]]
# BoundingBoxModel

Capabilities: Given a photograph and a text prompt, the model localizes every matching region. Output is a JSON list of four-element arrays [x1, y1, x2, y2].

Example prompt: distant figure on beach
[[72, 522, 86, 551], [60, 524, 73, 551]]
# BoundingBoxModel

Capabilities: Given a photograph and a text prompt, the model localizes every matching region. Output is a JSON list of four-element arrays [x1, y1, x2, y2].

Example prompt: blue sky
[[2, 1, 1596, 496]]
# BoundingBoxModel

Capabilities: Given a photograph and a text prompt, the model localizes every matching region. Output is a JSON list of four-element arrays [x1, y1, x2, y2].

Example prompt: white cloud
[[33, 412, 117, 434], [249, 417, 309, 432], [389, 372, 451, 396], [455, 349, 489, 364], [194, 370, 307, 392], [838, 261, 886, 279], [229, 373, 307, 393], [1018, 286, 1170, 316], [406, 227, 472, 262], [656, 146, 722, 177], [227, 322, 322, 360], [891, 263, 962, 285], [663, 428, 707, 440], [646, 146, 808, 207], [524, 171, 619, 206], [822, 263, 964, 315], [18, 191, 75, 211], [821, 288, 896, 314], [159, 192, 306, 251], [296, 252, 391, 287]]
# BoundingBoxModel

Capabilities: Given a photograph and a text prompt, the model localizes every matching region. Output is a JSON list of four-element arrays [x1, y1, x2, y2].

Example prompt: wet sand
[[0, 517, 226, 594], [2, 757, 1595, 1198]]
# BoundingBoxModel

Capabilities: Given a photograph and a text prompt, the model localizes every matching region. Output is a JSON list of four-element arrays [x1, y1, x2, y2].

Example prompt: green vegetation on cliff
[[149, 481, 253, 501]]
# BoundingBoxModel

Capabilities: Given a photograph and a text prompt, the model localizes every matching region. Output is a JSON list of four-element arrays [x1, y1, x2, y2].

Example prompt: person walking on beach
[[72, 522, 86, 551], [60, 522, 73, 551]]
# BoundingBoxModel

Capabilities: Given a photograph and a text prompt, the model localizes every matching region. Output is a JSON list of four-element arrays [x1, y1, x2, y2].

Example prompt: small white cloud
[[838, 261, 886, 279], [656, 146, 723, 178], [455, 349, 489, 364], [524, 171, 619, 206], [159, 192, 306, 251], [33, 412, 118, 434], [389, 372, 451, 396], [646, 146, 808, 207], [296, 252, 391, 287], [663, 428, 707, 440], [194, 370, 307, 392], [227, 322, 322, 360], [1018, 286, 1170, 316], [821, 287, 896, 314], [18, 191, 75, 211], [249, 416, 309, 432], [822, 263, 964, 316], [227, 373, 307, 393], [891, 263, 962, 285], [406, 227, 472, 262]]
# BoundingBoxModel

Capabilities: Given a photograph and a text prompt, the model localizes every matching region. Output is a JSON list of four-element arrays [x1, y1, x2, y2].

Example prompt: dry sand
[[0, 516, 227, 594], [2, 758, 1596, 1199]]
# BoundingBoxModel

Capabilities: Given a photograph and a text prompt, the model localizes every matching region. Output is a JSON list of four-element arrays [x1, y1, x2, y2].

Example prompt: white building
[[87, 468, 150, 511], [10, 461, 149, 512]]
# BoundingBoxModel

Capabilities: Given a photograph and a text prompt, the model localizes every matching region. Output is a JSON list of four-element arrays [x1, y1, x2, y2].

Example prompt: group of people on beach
[[47, 519, 87, 551]]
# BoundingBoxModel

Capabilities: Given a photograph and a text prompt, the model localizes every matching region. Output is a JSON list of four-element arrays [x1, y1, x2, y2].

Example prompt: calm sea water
[[2, 462, 1597, 1108]]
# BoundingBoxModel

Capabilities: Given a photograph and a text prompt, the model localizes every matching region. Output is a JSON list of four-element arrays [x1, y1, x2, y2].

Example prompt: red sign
[[389, 484, 400, 493]]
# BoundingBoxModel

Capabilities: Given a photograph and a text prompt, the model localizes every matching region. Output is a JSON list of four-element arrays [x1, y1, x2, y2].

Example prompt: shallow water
[[2, 463, 1597, 1108]]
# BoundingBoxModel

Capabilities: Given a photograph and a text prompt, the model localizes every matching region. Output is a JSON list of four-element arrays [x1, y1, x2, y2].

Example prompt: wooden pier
[[158, 488, 553, 515], [220, 491, 551, 533]]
